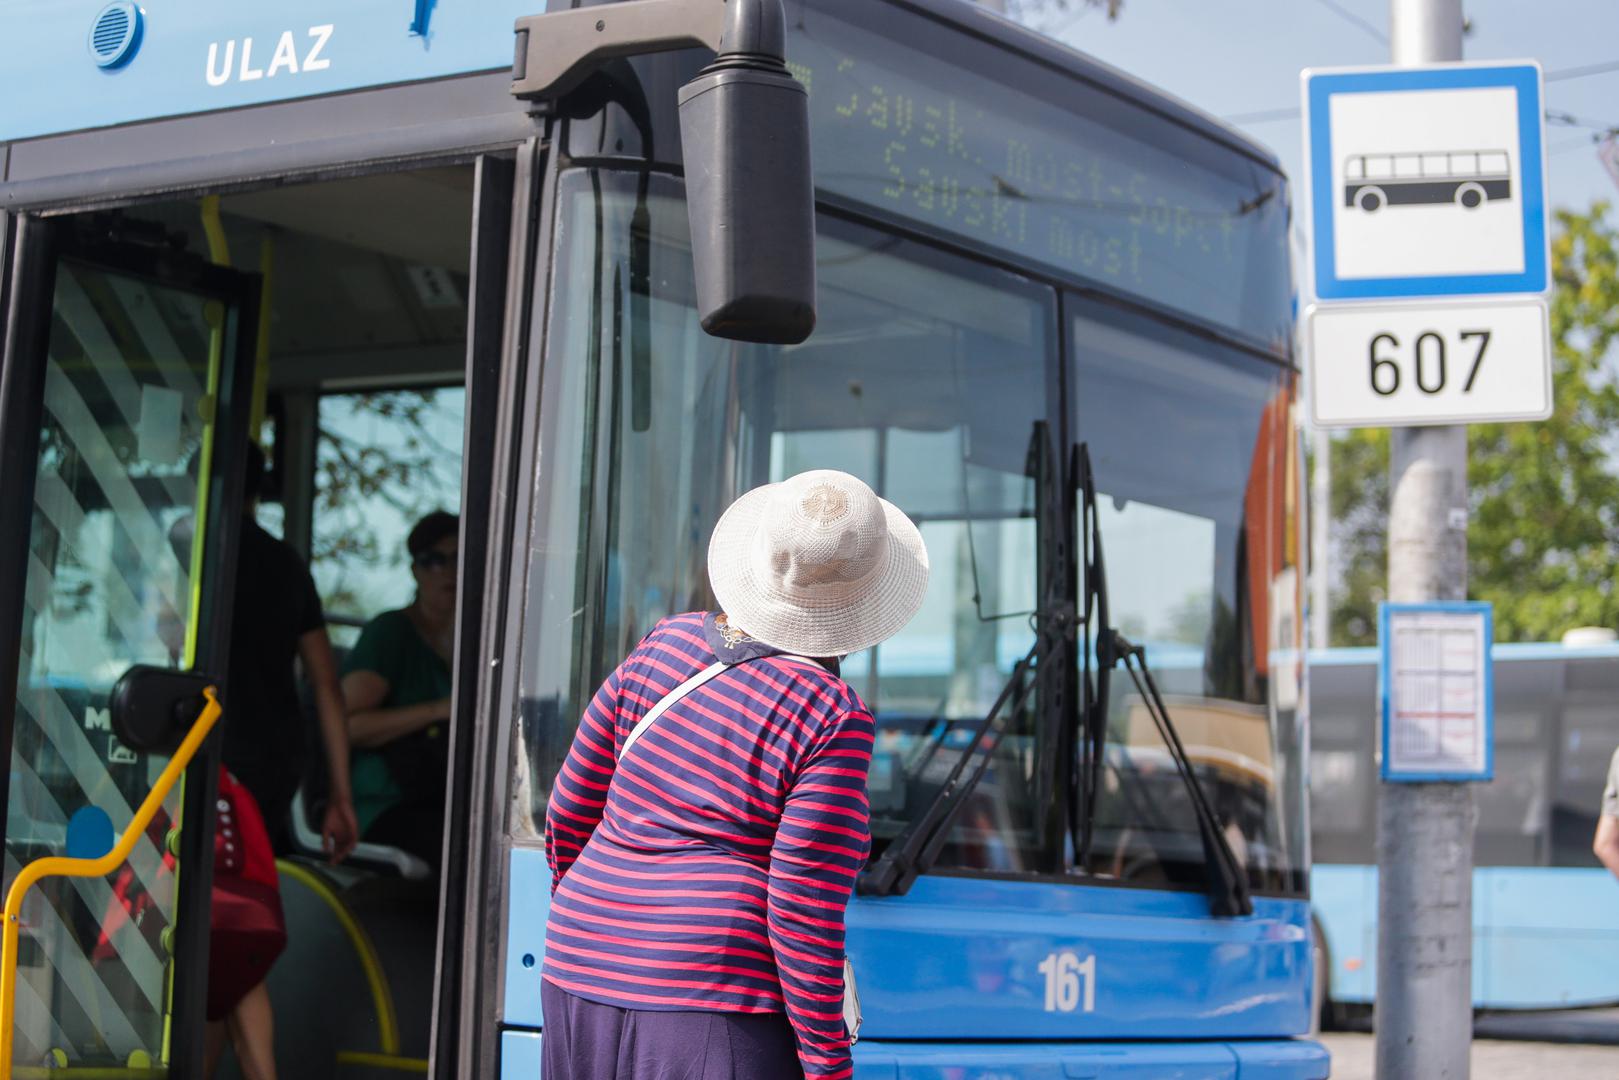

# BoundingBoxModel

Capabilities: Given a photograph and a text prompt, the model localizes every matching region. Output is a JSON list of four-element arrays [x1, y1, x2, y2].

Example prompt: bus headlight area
[[0, 1, 1322, 1077]]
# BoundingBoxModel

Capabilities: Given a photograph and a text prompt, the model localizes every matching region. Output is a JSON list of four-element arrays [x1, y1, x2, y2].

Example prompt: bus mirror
[[509, 0, 815, 344], [109, 665, 213, 755], [677, 0, 816, 345]]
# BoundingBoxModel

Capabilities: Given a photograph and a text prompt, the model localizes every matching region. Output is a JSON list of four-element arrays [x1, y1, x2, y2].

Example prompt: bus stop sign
[[1302, 63, 1551, 428]]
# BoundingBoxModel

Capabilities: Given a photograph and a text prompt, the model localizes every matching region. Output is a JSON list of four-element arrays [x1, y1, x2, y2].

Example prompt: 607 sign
[[1368, 329, 1490, 397], [1308, 300, 1550, 428]]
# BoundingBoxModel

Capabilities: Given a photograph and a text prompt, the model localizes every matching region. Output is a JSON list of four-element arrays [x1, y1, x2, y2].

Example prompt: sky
[[1026, 0, 1619, 219]]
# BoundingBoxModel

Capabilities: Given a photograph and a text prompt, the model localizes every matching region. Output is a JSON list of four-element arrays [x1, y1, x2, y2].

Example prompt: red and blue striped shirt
[[543, 611, 874, 1079]]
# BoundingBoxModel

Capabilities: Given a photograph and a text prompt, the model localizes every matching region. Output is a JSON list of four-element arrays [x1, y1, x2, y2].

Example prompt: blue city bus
[[1311, 641, 1619, 1020], [0, 0, 1323, 1076]]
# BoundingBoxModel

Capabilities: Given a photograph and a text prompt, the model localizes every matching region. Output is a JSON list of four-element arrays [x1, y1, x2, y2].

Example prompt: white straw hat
[[707, 470, 930, 657]]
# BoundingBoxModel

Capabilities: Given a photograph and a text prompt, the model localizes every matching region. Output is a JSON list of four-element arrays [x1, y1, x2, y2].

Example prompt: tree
[[312, 389, 464, 616], [1328, 203, 1619, 644]]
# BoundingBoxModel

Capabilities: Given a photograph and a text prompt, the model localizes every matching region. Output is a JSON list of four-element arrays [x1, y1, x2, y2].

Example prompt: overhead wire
[[1226, 104, 1619, 135], [1546, 60, 1619, 83], [1547, 110, 1617, 134], [1310, 0, 1388, 45], [1220, 54, 1619, 128]]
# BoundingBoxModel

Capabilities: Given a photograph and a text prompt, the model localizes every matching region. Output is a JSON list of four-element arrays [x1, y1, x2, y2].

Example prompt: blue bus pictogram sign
[[1303, 63, 1548, 301]]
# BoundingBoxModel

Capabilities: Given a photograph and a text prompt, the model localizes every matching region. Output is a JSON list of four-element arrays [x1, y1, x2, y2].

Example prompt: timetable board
[[1379, 602, 1494, 782]]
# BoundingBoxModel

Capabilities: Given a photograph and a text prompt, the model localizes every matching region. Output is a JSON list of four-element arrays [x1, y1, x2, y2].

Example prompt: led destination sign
[[788, 11, 1293, 346]]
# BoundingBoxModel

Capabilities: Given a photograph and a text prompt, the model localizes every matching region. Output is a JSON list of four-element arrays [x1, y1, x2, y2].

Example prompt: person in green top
[[340, 510, 458, 870]]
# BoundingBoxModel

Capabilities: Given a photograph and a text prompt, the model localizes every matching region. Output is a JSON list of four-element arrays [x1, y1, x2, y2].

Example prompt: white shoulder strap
[[618, 654, 817, 761]]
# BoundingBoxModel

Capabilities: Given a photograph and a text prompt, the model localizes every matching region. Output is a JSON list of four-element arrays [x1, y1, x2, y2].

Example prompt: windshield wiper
[[1074, 443, 1108, 878], [857, 611, 1070, 898], [1073, 443, 1253, 919]]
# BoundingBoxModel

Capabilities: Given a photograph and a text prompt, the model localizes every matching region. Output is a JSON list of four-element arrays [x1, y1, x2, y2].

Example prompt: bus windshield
[[513, 168, 1305, 895]]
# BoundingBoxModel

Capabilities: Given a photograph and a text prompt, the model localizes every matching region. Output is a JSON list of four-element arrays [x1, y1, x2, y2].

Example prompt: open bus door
[[0, 214, 259, 1076]]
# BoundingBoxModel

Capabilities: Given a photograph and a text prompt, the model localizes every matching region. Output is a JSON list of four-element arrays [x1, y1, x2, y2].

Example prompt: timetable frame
[[1378, 601, 1495, 783]]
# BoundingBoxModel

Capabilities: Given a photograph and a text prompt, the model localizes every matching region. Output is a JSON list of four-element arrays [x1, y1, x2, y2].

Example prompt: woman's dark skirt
[[540, 980, 804, 1080]]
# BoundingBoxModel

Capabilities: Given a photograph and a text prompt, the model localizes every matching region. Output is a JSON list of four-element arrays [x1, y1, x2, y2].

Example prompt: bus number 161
[[1037, 951, 1097, 1013]]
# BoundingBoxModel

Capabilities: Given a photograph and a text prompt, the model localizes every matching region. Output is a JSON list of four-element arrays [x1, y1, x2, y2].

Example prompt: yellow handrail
[[0, 688, 223, 1079], [274, 860, 400, 1056]]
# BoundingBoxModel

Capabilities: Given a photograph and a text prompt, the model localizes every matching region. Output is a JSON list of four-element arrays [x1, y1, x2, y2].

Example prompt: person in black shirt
[[203, 443, 360, 1078], [223, 442, 359, 860]]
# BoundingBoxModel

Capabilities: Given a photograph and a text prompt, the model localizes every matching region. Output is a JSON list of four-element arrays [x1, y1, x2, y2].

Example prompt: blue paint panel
[[1313, 865, 1619, 1009], [504, 846, 552, 1030], [507, 849, 1312, 1041], [847, 877, 1311, 1039], [1310, 865, 1376, 1005], [1315, 865, 1488, 1005], [1477, 868, 1619, 1008], [0, 0, 536, 142], [1311, 640, 1619, 667], [1306, 647, 1380, 667], [501, 1028, 543, 1080], [1227, 1039, 1333, 1080], [855, 1039, 1326, 1079], [501, 1031, 1327, 1079], [1304, 63, 1547, 299], [878, 1041, 1238, 1079]]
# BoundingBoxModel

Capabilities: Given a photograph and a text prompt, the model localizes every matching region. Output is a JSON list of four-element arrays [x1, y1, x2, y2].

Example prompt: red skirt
[[207, 768, 286, 1020], [93, 768, 287, 1021]]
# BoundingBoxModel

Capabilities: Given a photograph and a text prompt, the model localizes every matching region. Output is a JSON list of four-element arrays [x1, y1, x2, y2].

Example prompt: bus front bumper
[[503, 1029, 1330, 1079], [848, 1038, 1329, 1078]]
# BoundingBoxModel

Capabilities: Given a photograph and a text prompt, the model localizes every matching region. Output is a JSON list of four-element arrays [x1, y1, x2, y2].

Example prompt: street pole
[[1376, 2, 1475, 1078], [1311, 427, 1331, 650]]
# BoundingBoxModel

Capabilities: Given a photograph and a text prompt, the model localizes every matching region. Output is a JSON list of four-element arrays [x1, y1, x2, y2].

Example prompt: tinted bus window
[[515, 170, 1062, 874], [1070, 299, 1305, 895], [314, 388, 465, 643]]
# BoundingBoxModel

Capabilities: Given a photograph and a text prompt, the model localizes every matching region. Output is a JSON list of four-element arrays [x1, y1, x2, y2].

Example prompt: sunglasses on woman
[[413, 550, 457, 571]]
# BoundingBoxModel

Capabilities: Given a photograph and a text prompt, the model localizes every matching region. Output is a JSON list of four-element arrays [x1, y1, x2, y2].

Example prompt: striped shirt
[[543, 612, 874, 1079]]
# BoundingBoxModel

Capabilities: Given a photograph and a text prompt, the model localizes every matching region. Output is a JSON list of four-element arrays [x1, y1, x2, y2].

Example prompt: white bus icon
[[1344, 150, 1512, 212]]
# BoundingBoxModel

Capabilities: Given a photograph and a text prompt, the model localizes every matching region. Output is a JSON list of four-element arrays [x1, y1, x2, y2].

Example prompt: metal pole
[[976, 0, 1009, 11], [1311, 427, 1331, 649], [1377, 3, 1474, 1078]]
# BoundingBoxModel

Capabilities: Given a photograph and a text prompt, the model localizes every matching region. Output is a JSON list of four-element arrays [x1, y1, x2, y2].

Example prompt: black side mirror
[[109, 666, 214, 756], [509, 0, 816, 344], [678, 0, 817, 345]]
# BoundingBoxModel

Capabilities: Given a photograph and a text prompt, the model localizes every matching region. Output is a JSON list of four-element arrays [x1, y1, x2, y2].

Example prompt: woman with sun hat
[[541, 469, 929, 1080]]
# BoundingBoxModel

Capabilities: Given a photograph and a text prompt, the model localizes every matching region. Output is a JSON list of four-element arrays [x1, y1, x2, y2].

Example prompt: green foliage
[[313, 389, 463, 615], [1329, 203, 1619, 644], [1329, 427, 1389, 645]]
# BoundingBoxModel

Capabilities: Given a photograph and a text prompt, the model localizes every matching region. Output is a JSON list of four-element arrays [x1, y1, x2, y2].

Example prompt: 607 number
[[1369, 329, 1491, 397]]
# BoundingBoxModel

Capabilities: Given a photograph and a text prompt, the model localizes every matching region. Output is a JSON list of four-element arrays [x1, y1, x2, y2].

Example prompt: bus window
[[514, 169, 1060, 875], [1306, 660, 1377, 865], [312, 388, 466, 647], [1070, 299, 1305, 896]]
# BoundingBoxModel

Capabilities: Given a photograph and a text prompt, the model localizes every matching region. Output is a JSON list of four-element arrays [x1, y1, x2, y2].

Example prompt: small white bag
[[843, 956, 862, 1044]]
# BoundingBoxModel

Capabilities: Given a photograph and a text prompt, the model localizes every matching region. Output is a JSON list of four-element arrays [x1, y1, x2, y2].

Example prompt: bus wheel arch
[[1455, 181, 1486, 209], [1355, 186, 1386, 212]]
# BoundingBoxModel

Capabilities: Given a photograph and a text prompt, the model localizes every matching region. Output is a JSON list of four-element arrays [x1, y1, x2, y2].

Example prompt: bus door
[[0, 216, 259, 1075]]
